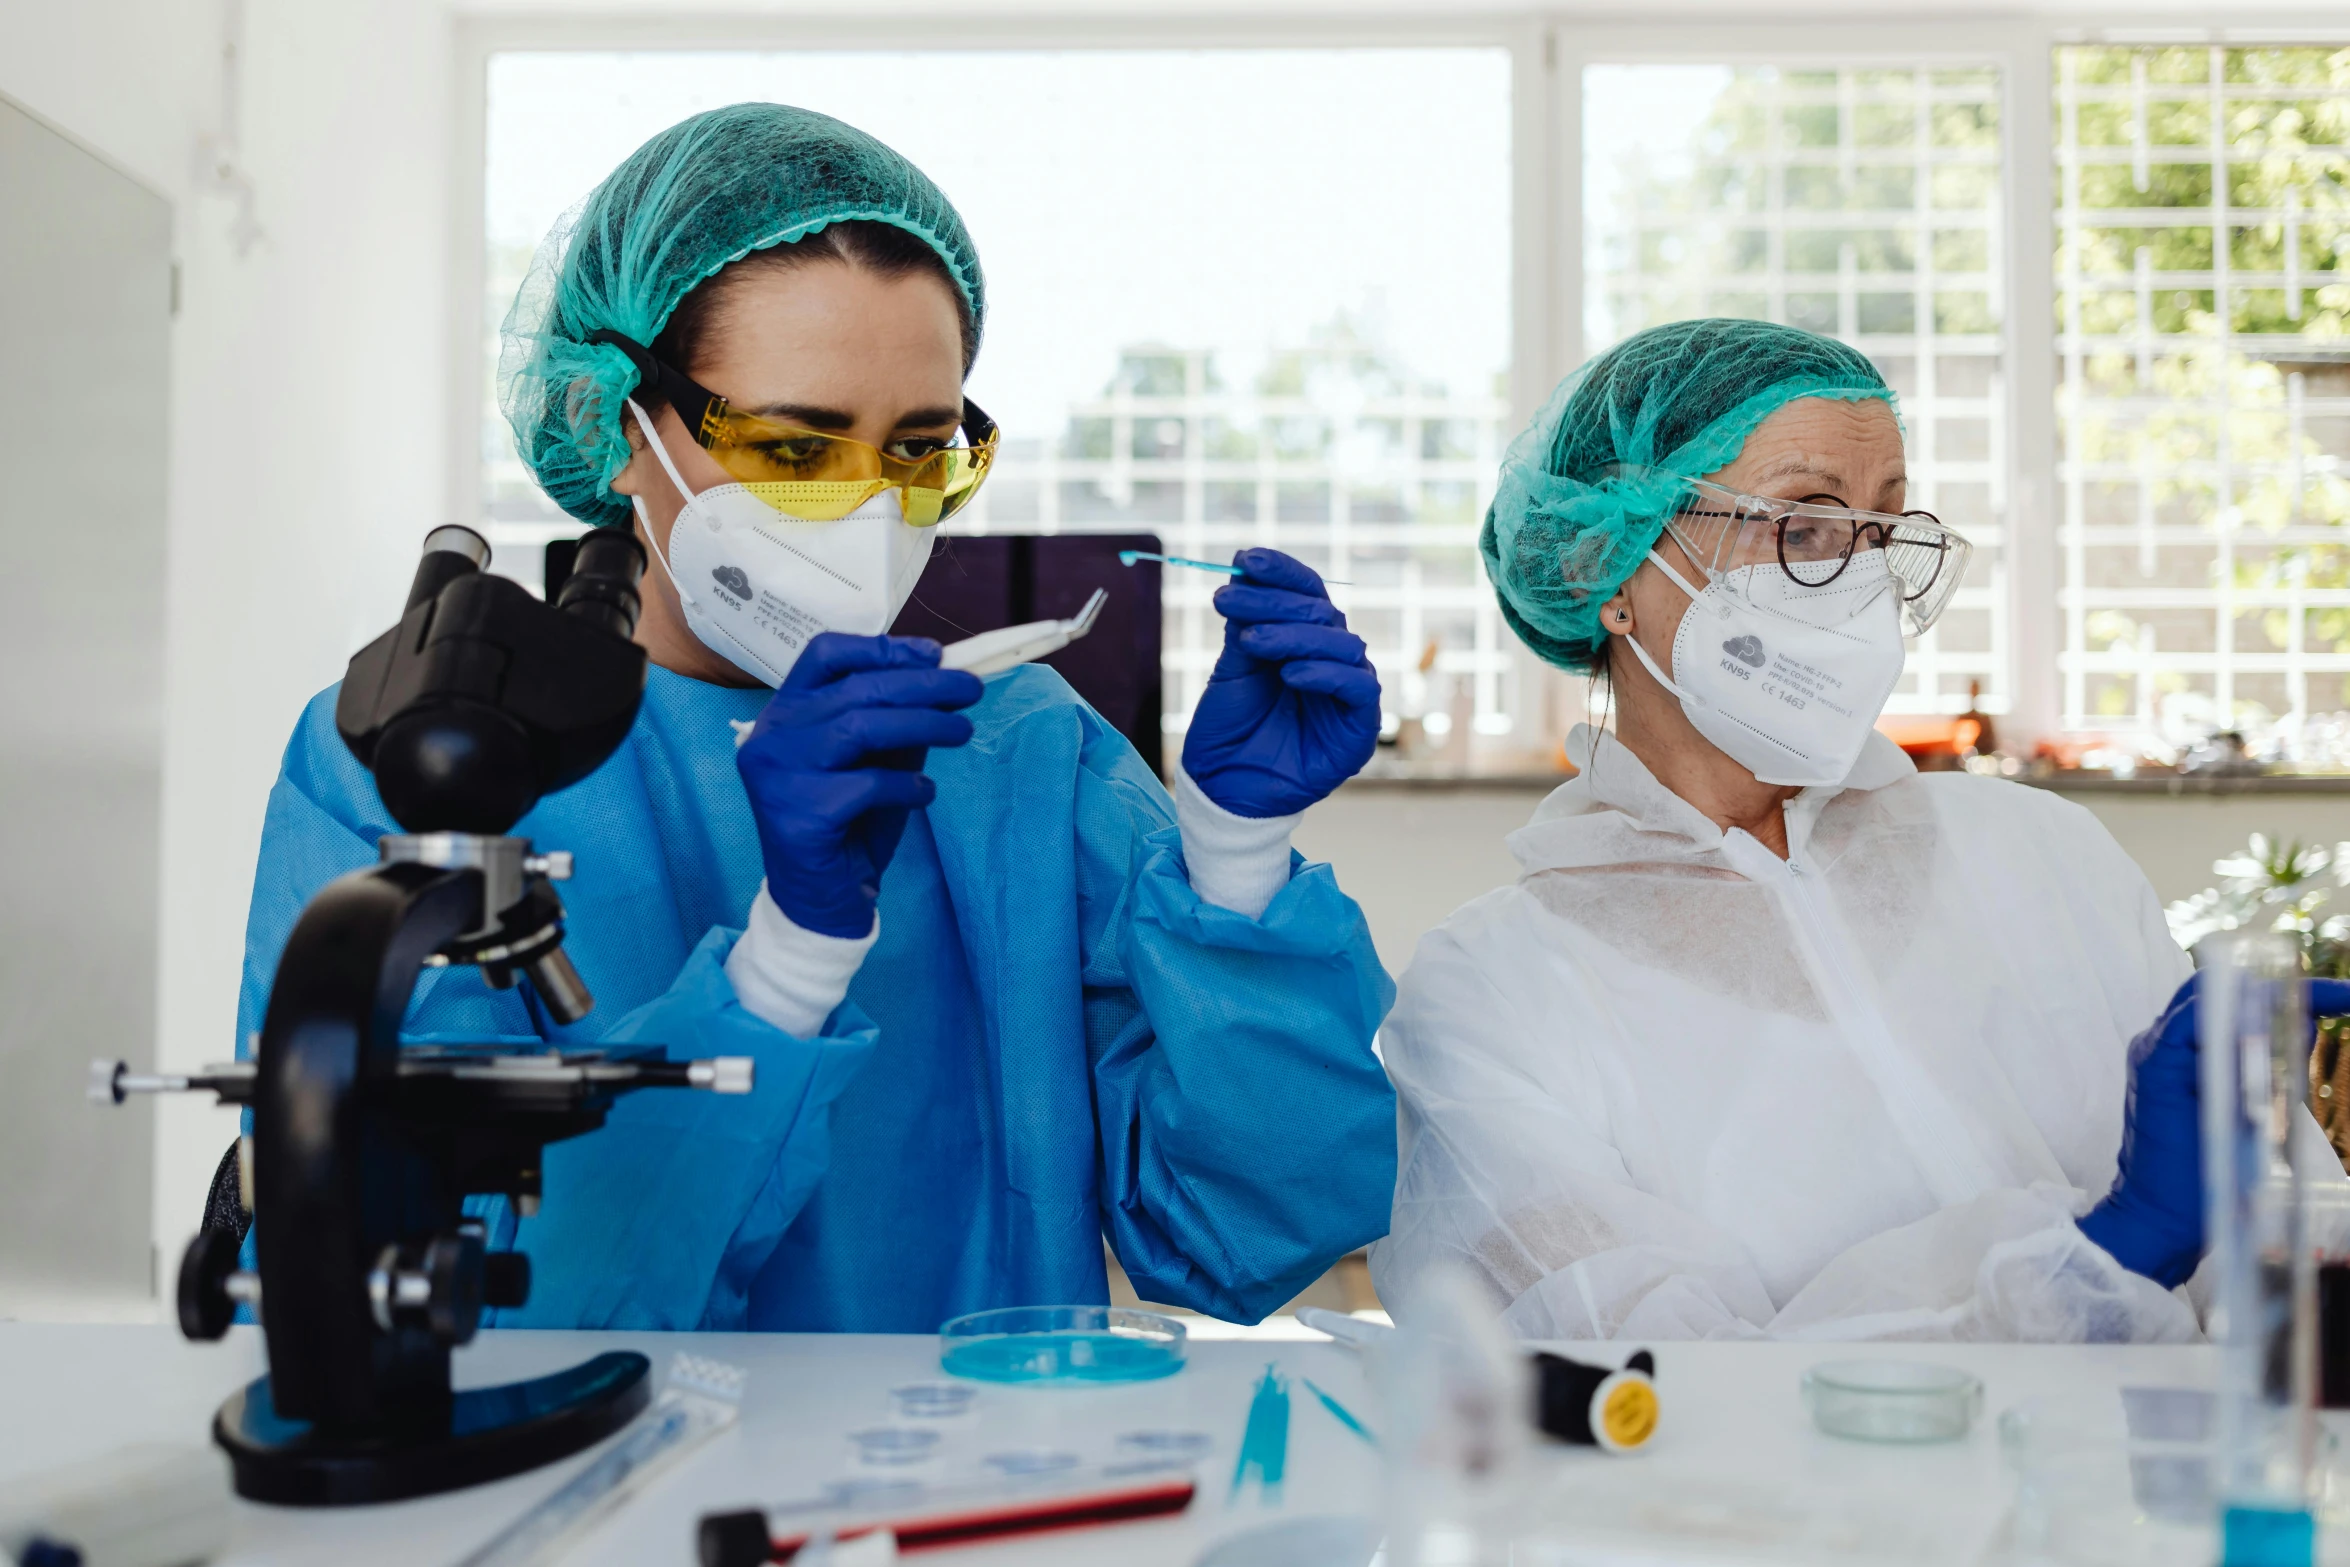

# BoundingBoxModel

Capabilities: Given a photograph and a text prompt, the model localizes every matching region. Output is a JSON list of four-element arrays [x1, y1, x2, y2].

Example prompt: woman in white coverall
[[1371, 317, 2350, 1342]]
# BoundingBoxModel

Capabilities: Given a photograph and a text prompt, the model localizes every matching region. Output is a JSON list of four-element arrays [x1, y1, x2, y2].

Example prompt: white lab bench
[[0, 1326, 2218, 1565]]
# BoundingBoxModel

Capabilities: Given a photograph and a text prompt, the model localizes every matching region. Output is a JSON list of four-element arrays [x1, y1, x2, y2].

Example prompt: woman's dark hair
[[652, 219, 980, 379]]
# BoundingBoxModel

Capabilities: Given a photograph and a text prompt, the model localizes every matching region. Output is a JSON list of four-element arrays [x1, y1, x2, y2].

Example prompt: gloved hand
[[2079, 974, 2350, 1288], [1182, 548, 1381, 818], [735, 633, 982, 939]]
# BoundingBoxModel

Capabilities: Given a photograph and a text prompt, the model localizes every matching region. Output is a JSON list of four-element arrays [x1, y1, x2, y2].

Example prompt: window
[[1583, 60, 2010, 717], [463, 25, 2350, 763], [479, 48, 1513, 742], [2055, 44, 2350, 744]]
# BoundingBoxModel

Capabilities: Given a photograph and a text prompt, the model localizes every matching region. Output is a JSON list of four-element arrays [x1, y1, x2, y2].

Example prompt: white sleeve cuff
[[1172, 766, 1300, 920], [722, 882, 879, 1038]]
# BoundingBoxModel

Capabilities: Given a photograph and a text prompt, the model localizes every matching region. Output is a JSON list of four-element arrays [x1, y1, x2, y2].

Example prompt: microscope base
[[214, 1350, 653, 1506]]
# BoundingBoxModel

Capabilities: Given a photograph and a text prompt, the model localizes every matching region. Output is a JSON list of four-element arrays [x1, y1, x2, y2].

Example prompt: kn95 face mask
[[1619, 545, 1907, 789], [626, 399, 934, 687]]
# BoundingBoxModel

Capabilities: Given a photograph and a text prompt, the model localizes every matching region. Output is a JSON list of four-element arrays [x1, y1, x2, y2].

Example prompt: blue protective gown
[[235, 663, 1398, 1332]]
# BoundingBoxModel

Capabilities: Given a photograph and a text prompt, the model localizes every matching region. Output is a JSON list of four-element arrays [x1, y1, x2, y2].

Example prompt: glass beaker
[[2200, 929, 2321, 1565]]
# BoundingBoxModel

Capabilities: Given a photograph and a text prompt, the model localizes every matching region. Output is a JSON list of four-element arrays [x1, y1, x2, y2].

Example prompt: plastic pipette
[[453, 1355, 746, 1567], [1118, 550, 1349, 586], [938, 588, 1108, 677]]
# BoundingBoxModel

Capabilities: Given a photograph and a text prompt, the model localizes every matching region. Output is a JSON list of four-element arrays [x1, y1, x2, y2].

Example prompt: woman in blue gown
[[235, 103, 1398, 1333]]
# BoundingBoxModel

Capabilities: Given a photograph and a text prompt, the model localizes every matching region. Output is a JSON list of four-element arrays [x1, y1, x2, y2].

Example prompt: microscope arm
[[251, 858, 480, 1427]]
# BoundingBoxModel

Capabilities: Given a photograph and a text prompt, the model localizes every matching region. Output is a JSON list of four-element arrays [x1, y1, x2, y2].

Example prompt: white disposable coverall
[[1372, 724, 2217, 1343]]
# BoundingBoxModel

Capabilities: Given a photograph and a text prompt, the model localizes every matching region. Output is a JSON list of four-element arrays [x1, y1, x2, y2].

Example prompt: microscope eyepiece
[[339, 525, 650, 836], [421, 524, 490, 565], [552, 529, 646, 641], [406, 525, 492, 612]]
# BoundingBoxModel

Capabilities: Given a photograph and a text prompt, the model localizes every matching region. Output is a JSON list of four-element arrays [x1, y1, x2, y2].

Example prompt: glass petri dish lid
[[1802, 1359, 1984, 1443], [938, 1305, 1187, 1384]]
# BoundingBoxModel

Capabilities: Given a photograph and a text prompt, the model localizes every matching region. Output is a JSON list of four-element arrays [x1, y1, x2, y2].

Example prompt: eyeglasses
[[588, 330, 997, 526], [1666, 478, 1971, 635]]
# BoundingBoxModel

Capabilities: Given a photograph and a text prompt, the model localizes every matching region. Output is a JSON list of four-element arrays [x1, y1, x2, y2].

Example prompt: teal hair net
[[499, 102, 986, 529], [1480, 318, 1897, 672]]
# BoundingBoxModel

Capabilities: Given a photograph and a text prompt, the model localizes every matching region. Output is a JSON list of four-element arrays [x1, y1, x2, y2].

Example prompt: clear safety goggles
[[1662, 477, 1971, 636], [590, 330, 997, 526]]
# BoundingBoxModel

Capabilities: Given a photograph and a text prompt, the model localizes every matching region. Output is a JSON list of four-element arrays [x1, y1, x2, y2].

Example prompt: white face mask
[[625, 399, 935, 687], [1619, 544, 1906, 788]]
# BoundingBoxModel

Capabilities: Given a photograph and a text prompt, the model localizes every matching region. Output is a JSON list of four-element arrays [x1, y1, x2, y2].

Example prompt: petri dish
[[846, 1425, 942, 1467], [889, 1381, 978, 1421], [1117, 1430, 1214, 1461], [1801, 1359, 1983, 1443], [982, 1449, 1081, 1476], [939, 1305, 1187, 1384]]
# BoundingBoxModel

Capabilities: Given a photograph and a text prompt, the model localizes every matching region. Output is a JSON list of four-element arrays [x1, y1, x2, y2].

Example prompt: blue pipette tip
[[1116, 549, 1349, 586], [1118, 549, 1238, 576]]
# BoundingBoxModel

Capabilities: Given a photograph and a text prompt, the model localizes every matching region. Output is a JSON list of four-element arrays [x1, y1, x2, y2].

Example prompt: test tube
[[2200, 929, 2319, 1566]]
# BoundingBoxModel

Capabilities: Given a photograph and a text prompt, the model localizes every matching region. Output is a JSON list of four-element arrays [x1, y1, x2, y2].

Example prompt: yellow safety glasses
[[591, 330, 996, 526]]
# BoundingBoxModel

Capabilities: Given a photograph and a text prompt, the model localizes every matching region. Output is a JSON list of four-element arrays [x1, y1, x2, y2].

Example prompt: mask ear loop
[[619, 398, 790, 687], [1616, 545, 1711, 707], [626, 398, 698, 608]]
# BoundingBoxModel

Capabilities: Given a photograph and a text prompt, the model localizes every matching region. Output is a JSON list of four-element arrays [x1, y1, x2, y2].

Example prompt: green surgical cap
[[1480, 317, 1896, 673], [498, 102, 986, 529]]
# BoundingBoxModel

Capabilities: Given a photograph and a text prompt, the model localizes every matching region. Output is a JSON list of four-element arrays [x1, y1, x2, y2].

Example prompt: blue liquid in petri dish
[[938, 1306, 1186, 1385]]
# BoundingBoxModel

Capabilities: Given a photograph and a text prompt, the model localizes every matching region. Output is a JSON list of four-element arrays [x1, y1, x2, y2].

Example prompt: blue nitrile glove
[[1181, 548, 1381, 818], [2080, 974, 2350, 1288], [735, 633, 983, 939]]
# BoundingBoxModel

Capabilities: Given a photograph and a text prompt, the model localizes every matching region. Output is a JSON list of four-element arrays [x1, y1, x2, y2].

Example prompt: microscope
[[92, 525, 755, 1506]]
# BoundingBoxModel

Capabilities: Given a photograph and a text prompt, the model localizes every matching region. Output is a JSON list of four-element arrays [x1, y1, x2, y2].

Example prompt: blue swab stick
[[1118, 550, 1350, 586], [1301, 1378, 1379, 1449]]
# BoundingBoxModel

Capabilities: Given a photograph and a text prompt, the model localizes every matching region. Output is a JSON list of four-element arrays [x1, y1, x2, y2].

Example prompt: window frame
[[448, 9, 2350, 752], [1556, 17, 2057, 740]]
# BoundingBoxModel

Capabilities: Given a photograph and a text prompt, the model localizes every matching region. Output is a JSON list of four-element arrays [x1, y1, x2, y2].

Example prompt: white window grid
[[462, 35, 1523, 746], [947, 345, 1511, 733], [2055, 42, 2350, 738], [1584, 60, 2011, 717], [454, 18, 2350, 758]]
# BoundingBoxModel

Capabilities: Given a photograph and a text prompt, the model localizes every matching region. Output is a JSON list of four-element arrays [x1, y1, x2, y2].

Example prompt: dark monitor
[[548, 531, 1168, 776], [891, 533, 1165, 777]]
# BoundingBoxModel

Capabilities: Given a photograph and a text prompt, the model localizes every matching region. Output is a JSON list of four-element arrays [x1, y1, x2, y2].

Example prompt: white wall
[[2053, 790, 2350, 909], [1295, 789, 1535, 974], [1300, 781, 2350, 987], [0, 0, 453, 1303]]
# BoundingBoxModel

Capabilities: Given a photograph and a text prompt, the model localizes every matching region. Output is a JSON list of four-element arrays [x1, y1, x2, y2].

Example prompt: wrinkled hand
[[1181, 549, 1381, 818], [2080, 973, 2350, 1288], [736, 633, 982, 939]]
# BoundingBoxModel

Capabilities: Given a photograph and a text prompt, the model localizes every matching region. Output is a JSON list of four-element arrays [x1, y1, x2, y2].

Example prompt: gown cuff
[[722, 882, 878, 1038], [1173, 766, 1299, 920]]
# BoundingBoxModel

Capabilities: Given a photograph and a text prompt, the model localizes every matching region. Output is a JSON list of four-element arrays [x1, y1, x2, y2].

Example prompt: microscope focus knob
[[423, 1235, 486, 1345], [370, 1233, 493, 1344], [483, 1251, 531, 1311], [178, 1229, 244, 1341]]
